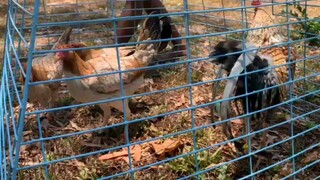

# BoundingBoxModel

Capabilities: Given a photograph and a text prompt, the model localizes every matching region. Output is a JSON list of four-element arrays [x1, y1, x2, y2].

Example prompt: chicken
[[208, 1, 299, 151], [209, 40, 283, 154], [70, 16, 172, 63], [54, 11, 170, 126], [246, 0, 298, 101], [19, 27, 73, 119], [67, 42, 136, 61], [210, 40, 280, 121]]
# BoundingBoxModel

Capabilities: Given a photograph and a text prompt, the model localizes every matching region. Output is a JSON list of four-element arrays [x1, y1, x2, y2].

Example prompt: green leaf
[[302, 9, 307, 17]]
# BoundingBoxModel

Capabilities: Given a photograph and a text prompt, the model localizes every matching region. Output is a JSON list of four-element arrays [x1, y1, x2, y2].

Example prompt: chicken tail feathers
[[51, 27, 73, 50], [136, 11, 172, 53], [158, 16, 173, 52]]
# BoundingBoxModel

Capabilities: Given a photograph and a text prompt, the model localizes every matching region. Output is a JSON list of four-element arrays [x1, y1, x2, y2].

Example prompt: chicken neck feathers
[[19, 27, 72, 106]]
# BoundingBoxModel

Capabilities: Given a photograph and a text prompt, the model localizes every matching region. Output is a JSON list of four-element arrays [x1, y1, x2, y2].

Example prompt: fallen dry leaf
[[98, 144, 142, 164], [149, 165, 164, 170], [174, 94, 186, 108], [202, 76, 212, 82], [149, 124, 159, 132], [80, 142, 105, 148], [265, 133, 278, 146], [73, 160, 86, 170], [301, 151, 319, 164], [203, 41, 210, 47], [193, 95, 205, 105], [150, 138, 184, 156], [133, 145, 142, 162], [98, 150, 129, 161], [118, 157, 129, 164], [231, 119, 243, 125], [69, 121, 83, 131], [206, 162, 224, 170], [279, 163, 293, 177], [144, 78, 154, 84]]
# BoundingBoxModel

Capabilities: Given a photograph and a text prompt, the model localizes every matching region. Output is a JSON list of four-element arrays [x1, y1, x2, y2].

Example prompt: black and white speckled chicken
[[210, 40, 281, 128], [246, 0, 298, 101], [208, 0, 299, 149]]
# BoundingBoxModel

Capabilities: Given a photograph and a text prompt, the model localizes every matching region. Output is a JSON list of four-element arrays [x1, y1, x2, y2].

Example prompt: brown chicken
[[19, 27, 72, 119], [54, 11, 170, 126], [68, 43, 137, 61], [71, 16, 172, 63]]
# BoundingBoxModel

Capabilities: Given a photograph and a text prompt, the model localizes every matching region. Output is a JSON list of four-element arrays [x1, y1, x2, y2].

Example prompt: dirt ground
[[1, 0, 320, 179]]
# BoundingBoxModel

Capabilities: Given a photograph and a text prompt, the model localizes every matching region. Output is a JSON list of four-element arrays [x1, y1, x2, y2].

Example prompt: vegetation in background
[[285, 2, 320, 46]]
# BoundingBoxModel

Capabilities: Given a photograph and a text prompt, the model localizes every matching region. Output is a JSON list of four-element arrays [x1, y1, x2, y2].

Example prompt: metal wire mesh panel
[[1, 0, 320, 179]]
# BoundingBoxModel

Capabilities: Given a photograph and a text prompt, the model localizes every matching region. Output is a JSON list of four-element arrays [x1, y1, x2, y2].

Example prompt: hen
[[71, 16, 172, 64], [55, 11, 170, 126], [19, 27, 72, 119]]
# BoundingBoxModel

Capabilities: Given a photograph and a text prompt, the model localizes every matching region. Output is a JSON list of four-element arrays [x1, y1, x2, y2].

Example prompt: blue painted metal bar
[[1, 0, 320, 179], [110, 0, 134, 178], [11, 0, 33, 16], [11, 0, 41, 178]]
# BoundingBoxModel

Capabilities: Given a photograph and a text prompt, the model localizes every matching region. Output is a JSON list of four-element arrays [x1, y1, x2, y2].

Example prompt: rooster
[[19, 27, 73, 120], [209, 0, 299, 151], [209, 41, 280, 136], [54, 11, 170, 127], [247, 0, 298, 100]]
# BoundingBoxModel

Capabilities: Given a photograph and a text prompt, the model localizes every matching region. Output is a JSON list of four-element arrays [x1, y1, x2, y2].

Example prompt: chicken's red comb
[[251, 0, 261, 6], [55, 43, 87, 60]]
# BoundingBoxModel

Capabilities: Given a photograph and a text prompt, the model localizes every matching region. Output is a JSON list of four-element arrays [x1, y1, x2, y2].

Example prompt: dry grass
[[1, 0, 320, 179]]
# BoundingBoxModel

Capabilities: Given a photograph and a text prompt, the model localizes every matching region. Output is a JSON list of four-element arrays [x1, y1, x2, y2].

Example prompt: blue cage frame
[[1, 0, 320, 179]]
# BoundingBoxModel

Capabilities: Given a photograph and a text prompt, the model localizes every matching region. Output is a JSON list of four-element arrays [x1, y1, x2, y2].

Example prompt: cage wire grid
[[1, 0, 320, 179]]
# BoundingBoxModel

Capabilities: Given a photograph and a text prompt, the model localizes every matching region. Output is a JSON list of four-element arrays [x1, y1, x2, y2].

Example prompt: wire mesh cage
[[1, 0, 320, 179]]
